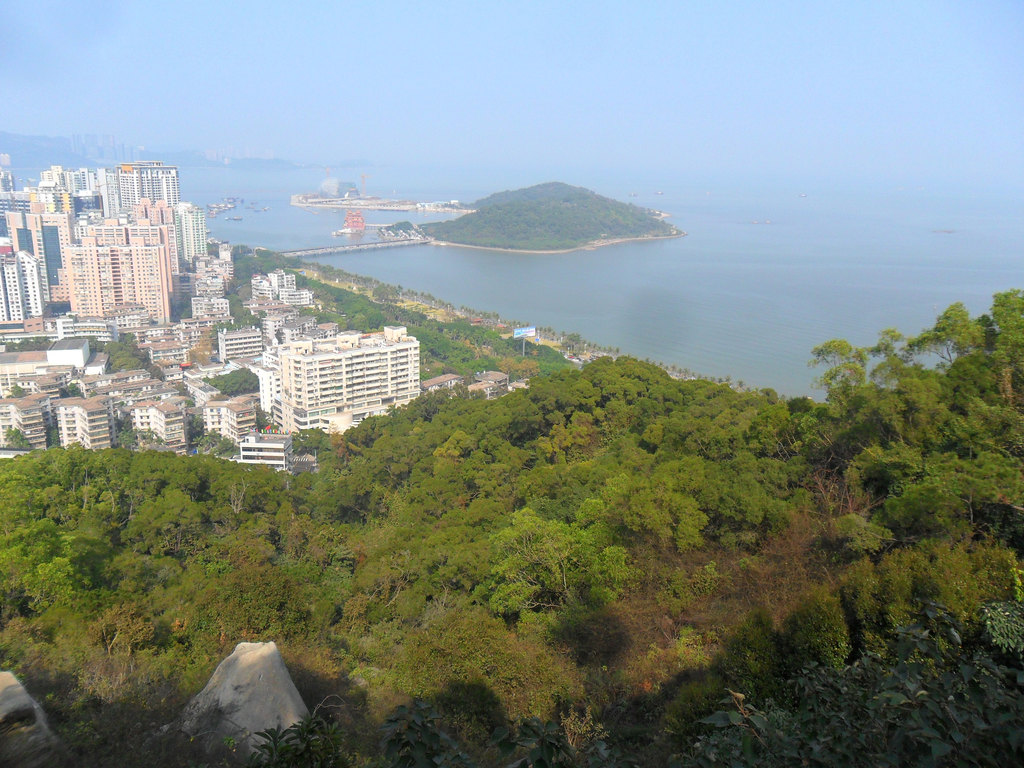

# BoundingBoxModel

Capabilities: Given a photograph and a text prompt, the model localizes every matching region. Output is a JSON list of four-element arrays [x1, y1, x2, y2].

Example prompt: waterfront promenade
[[281, 238, 431, 258]]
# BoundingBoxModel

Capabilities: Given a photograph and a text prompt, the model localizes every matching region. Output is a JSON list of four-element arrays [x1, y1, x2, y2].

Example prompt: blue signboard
[[513, 326, 536, 339]]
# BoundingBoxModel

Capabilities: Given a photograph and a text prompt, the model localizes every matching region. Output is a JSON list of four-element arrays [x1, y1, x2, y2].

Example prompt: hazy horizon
[[5, 1, 1023, 191]]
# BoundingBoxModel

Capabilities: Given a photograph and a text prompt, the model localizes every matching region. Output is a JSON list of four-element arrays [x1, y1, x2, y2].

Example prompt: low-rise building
[[0, 393, 52, 450], [278, 287, 314, 307], [421, 373, 463, 392], [185, 379, 219, 406], [203, 395, 258, 445], [469, 370, 510, 399], [278, 316, 319, 344], [191, 295, 230, 317], [139, 339, 190, 363], [129, 396, 188, 453], [55, 316, 119, 342], [217, 327, 263, 361], [237, 430, 293, 472]]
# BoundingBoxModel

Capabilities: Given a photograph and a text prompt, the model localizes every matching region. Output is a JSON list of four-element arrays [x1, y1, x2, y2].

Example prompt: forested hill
[[1, 292, 1024, 766], [421, 182, 679, 250]]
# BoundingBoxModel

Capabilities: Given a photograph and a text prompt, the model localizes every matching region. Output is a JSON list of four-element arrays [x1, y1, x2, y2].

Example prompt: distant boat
[[799, 193, 808, 198], [655, 191, 664, 195]]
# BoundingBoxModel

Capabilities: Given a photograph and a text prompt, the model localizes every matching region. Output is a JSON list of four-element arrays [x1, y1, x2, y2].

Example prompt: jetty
[[281, 239, 431, 258]]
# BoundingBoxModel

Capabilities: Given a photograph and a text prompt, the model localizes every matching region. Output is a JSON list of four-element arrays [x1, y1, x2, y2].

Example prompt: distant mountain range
[[0, 131, 299, 171], [421, 182, 680, 251]]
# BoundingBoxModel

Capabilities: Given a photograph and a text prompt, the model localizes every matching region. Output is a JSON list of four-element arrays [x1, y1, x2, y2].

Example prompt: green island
[[1, 251, 1023, 766], [421, 182, 682, 251]]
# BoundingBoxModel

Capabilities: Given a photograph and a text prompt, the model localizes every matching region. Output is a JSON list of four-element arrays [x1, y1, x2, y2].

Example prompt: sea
[[180, 165, 1024, 397]]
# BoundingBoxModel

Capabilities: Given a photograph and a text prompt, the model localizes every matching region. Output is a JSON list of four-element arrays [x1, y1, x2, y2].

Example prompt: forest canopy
[[1, 290, 1023, 766]]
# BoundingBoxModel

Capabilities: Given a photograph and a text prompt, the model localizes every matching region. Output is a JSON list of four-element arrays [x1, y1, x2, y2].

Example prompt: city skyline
[[4, 1, 1023, 189]]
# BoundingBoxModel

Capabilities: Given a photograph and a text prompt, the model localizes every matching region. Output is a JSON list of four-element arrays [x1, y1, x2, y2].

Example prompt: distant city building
[[0, 192, 32, 237], [0, 251, 46, 322], [275, 325, 420, 433], [0, 170, 15, 193], [115, 161, 180, 212]]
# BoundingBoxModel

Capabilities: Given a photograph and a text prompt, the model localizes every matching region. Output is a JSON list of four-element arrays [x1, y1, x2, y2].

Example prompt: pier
[[281, 238, 432, 258]]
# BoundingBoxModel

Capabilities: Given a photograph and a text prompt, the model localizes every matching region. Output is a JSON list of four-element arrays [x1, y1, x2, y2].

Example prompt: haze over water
[[186, 167, 1024, 397]]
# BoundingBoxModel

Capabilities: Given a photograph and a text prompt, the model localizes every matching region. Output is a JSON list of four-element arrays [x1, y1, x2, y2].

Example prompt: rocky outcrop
[[0, 671, 59, 768], [180, 641, 308, 755]]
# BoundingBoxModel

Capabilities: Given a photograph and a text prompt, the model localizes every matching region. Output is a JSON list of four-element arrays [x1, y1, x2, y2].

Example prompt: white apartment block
[[250, 274, 274, 301], [174, 202, 207, 267], [192, 295, 230, 317], [249, 352, 282, 414], [55, 315, 120, 342], [268, 269, 295, 293], [250, 270, 312, 306], [275, 325, 420, 433], [218, 327, 263, 361], [54, 396, 113, 449], [194, 275, 226, 297], [278, 286, 315, 307], [115, 162, 180, 212], [203, 396, 257, 444], [129, 397, 188, 454], [0, 251, 46, 322]]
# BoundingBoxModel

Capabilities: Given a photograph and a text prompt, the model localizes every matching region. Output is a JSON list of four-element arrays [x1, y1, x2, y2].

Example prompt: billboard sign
[[513, 326, 536, 339]]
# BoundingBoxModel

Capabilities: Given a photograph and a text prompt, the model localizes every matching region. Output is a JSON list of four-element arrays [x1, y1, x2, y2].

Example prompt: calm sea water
[[183, 166, 1024, 396]]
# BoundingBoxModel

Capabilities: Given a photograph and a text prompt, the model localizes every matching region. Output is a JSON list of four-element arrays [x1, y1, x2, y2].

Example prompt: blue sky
[[5, 1, 1023, 186]]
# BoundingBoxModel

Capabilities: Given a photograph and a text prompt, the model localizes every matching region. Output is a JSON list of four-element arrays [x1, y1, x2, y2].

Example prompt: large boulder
[[0, 671, 59, 768], [181, 641, 308, 755]]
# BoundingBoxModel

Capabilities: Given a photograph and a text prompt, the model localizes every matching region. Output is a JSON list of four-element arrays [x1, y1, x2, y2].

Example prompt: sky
[[4, 0, 1024, 187]]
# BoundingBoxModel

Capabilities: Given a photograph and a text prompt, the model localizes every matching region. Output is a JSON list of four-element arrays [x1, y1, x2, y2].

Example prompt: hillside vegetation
[[1, 291, 1023, 766], [422, 182, 679, 251]]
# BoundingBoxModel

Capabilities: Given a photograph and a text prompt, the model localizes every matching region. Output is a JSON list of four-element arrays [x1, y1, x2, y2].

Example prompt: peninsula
[[421, 181, 683, 252]]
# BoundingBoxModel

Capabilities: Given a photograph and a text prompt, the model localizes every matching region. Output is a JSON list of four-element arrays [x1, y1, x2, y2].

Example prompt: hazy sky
[[5, 1, 1023, 186]]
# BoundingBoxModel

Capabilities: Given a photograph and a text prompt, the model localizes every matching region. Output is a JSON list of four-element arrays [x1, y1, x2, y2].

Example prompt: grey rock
[[0, 671, 59, 768], [180, 641, 308, 755]]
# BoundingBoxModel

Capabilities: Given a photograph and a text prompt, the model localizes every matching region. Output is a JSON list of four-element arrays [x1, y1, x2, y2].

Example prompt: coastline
[[428, 230, 686, 255]]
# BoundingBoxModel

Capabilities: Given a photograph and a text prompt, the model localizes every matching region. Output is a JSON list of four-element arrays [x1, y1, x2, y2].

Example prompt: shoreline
[[429, 230, 686, 255]]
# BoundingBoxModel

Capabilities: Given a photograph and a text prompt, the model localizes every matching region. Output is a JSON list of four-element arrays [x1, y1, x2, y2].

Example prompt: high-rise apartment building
[[275, 326, 420, 433], [4, 211, 74, 301], [65, 217, 175, 322], [0, 251, 46, 322], [115, 161, 180, 212], [174, 202, 207, 267]]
